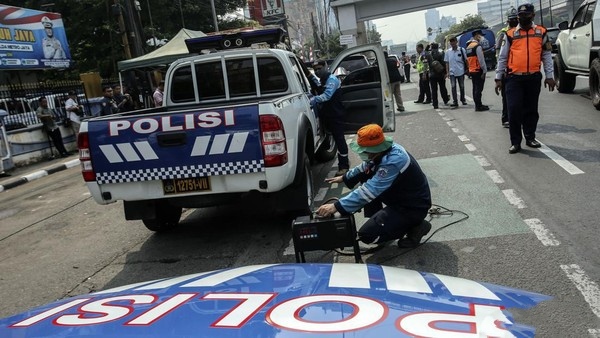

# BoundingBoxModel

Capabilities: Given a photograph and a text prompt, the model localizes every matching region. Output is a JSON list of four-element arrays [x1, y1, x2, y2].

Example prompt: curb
[[0, 159, 80, 193]]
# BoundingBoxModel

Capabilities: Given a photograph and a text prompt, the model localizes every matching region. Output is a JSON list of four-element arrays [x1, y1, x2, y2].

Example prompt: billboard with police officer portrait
[[0, 5, 71, 69]]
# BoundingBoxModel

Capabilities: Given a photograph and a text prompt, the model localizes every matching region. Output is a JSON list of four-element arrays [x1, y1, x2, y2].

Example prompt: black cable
[[333, 203, 470, 259]]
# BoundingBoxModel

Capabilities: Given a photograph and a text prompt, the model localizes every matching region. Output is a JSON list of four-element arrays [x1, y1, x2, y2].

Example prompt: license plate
[[162, 177, 211, 194]]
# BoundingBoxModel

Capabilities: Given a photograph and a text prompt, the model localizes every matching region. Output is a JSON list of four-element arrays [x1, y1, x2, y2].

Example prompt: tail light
[[77, 132, 96, 182], [259, 115, 287, 167]]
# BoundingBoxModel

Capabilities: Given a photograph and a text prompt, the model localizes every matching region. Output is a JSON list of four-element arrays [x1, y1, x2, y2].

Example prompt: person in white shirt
[[153, 80, 164, 107], [65, 90, 83, 136], [444, 36, 468, 108]]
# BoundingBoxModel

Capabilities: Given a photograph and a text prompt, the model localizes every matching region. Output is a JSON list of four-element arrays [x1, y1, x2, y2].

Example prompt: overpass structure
[[331, 0, 472, 45]]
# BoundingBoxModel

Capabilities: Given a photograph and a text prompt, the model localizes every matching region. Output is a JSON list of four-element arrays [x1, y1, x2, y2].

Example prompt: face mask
[[358, 152, 370, 161], [518, 16, 533, 27]]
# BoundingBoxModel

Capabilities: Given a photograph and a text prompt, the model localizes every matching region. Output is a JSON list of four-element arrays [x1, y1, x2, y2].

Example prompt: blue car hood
[[0, 263, 550, 337]]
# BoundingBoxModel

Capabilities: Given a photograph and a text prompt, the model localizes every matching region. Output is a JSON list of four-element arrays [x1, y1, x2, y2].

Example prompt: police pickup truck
[[78, 28, 394, 231]]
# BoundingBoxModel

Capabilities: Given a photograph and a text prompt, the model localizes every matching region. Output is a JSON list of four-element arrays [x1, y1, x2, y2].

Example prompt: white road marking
[[451, 127, 460, 133], [502, 189, 527, 209], [474, 155, 491, 167], [561, 264, 600, 318], [523, 218, 560, 246], [446, 121, 456, 128], [458, 135, 470, 142], [537, 141, 584, 175], [465, 143, 477, 152], [486, 170, 505, 184], [438, 112, 446, 117], [589, 328, 600, 337], [314, 187, 328, 202], [442, 116, 451, 120]]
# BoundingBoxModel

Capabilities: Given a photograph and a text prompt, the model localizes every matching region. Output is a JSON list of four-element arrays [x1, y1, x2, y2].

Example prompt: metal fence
[[0, 81, 91, 131]]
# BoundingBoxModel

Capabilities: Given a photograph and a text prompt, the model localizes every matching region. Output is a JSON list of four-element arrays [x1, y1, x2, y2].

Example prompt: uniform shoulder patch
[[377, 167, 389, 178]]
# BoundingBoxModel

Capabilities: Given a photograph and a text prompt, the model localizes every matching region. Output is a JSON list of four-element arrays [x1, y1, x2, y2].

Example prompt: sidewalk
[[0, 154, 80, 192]]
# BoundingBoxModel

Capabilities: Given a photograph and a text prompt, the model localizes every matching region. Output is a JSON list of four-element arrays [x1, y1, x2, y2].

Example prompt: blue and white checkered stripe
[[96, 160, 264, 184]]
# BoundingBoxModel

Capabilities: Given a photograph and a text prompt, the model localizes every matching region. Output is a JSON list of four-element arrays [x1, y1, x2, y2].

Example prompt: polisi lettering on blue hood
[[0, 264, 551, 337]]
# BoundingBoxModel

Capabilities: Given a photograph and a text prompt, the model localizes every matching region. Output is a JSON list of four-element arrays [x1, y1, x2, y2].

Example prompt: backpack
[[431, 60, 445, 74]]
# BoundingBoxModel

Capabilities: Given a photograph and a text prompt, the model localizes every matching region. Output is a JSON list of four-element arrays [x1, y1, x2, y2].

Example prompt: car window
[[226, 58, 257, 97], [585, 2, 596, 24], [289, 56, 309, 93], [337, 54, 369, 72], [571, 4, 588, 28], [195, 61, 226, 100], [171, 64, 195, 103], [257, 57, 287, 94]]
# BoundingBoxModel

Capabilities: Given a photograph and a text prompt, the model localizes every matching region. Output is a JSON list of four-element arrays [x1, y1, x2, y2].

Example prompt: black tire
[[142, 202, 182, 232], [589, 58, 600, 110], [315, 133, 337, 162], [287, 155, 314, 216], [555, 52, 576, 93]]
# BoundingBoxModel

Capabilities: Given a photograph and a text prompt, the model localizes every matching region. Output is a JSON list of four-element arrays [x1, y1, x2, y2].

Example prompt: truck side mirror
[[558, 21, 569, 30]]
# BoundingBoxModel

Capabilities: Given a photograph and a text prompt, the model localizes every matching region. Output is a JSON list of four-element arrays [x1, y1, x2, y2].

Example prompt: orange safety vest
[[506, 25, 547, 74], [465, 40, 482, 73]]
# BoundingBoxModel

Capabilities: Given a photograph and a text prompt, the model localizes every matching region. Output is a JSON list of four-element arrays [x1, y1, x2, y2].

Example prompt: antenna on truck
[[185, 26, 289, 54]]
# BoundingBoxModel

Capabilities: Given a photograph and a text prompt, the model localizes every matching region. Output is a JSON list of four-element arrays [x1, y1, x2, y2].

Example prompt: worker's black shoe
[[508, 145, 521, 154], [423, 100, 432, 104], [526, 139, 541, 148], [475, 105, 489, 111], [413, 100, 424, 103], [397, 220, 432, 249]]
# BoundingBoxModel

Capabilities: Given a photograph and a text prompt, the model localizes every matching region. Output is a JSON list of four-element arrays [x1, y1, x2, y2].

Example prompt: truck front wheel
[[589, 58, 600, 110], [315, 133, 336, 162], [142, 202, 182, 232], [555, 53, 576, 93]]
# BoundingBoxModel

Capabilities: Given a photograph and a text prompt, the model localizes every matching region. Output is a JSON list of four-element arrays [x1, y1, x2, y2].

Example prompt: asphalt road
[[1, 74, 599, 336]]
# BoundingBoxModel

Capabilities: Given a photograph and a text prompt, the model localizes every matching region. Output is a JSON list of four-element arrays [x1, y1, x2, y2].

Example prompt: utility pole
[[210, 0, 219, 32]]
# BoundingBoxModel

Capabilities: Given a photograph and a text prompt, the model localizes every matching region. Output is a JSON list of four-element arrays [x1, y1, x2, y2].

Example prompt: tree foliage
[[1, 0, 248, 78]]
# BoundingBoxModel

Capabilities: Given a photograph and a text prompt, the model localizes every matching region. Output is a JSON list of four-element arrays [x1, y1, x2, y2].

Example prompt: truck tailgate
[[88, 104, 264, 185]]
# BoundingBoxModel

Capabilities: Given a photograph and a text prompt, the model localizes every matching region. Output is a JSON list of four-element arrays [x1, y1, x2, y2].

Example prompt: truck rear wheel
[[555, 53, 576, 93], [315, 133, 336, 162], [142, 202, 182, 232], [589, 58, 600, 110], [285, 155, 314, 216]]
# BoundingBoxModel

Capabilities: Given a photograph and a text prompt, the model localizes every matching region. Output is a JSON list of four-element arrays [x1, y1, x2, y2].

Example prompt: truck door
[[567, 2, 593, 70], [329, 43, 395, 134]]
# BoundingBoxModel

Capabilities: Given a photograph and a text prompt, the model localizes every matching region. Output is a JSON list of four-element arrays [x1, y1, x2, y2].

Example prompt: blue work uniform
[[334, 144, 432, 244]]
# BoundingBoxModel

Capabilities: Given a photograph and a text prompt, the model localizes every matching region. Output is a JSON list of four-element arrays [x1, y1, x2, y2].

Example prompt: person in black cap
[[466, 29, 489, 111], [496, 7, 519, 128], [494, 2, 555, 154]]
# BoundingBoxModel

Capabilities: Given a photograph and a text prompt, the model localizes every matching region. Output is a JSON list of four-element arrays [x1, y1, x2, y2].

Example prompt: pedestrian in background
[[153, 80, 165, 107], [64, 90, 83, 137], [496, 7, 519, 128], [413, 43, 431, 104], [113, 85, 134, 112], [36, 97, 69, 157], [307, 59, 350, 176], [99, 86, 118, 116], [444, 36, 468, 108], [495, 3, 555, 154], [428, 43, 450, 109], [402, 51, 411, 83], [384, 51, 405, 112], [466, 30, 489, 111]]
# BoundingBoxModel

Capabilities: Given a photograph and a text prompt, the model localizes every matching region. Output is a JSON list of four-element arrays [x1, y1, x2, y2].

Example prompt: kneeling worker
[[316, 124, 432, 248]]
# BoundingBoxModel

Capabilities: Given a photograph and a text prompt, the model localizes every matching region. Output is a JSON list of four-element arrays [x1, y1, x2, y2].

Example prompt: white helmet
[[41, 16, 53, 28]]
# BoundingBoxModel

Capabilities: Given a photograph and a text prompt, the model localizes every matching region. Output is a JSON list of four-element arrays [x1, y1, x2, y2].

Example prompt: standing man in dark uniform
[[496, 7, 519, 128], [99, 86, 118, 116], [428, 42, 450, 109], [307, 60, 350, 176], [466, 30, 489, 111], [495, 3, 555, 154], [402, 52, 411, 83], [384, 51, 405, 112]]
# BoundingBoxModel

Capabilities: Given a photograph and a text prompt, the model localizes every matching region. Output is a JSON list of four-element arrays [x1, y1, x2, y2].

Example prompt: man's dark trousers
[[358, 200, 427, 244], [321, 116, 349, 169], [429, 74, 449, 107], [417, 73, 431, 102], [47, 128, 68, 155], [505, 73, 542, 146], [471, 71, 486, 108], [501, 77, 508, 124], [404, 64, 411, 82]]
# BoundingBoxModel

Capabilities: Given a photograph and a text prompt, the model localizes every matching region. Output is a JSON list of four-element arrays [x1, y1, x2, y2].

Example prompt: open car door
[[329, 43, 395, 134]]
